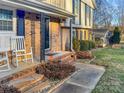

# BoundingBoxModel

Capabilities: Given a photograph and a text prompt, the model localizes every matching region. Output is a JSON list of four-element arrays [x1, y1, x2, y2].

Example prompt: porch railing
[[0, 36, 25, 51], [0, 36, 11, 50]]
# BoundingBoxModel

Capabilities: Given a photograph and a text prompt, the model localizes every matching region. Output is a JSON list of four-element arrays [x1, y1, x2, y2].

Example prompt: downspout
[[70, 18, 74, 51]]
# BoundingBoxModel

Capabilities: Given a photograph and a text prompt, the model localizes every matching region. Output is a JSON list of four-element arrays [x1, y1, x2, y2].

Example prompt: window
[[89, 8, 91, 26], [0, 9, 13, 31], [74, 0, 79, 15], [73, 0, 80, 24], [85, 5, 91, 26]]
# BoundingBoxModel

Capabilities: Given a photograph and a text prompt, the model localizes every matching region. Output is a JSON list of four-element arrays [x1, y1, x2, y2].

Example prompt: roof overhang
[[91, 0, 96, 9], [1, 0, 75, 18], [81, 0, 96, 9]]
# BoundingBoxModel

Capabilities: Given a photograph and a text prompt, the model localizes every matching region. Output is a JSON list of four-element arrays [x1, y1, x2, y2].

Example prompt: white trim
[[0, 4, 17, 34]]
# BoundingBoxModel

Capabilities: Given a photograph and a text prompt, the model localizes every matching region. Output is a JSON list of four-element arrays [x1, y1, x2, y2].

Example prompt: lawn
[[92, 48, 124, 93]]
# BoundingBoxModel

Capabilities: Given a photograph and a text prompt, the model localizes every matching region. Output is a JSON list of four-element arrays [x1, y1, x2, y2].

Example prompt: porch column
[[40, 13, 45, 62]]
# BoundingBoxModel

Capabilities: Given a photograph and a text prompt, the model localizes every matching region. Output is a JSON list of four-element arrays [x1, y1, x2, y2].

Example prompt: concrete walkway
[[52, 63, 105, 93]]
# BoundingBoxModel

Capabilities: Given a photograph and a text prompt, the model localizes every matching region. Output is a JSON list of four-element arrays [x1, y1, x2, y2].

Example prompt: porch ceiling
[[1, 0, 75, 18]]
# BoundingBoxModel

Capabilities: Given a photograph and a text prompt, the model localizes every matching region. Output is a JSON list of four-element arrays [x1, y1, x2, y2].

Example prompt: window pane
[[0, 9, 13, 31], [3, 21, 7, 26], [7, 21, 12, 26], [0, 21, 2, 25], [8, 26, 12, 31]]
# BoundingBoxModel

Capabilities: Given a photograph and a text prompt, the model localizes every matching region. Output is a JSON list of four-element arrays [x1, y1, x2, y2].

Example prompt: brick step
[[24, 80, 50, 93], [8, 73, 47, 93], [0, 64, 39, 84]]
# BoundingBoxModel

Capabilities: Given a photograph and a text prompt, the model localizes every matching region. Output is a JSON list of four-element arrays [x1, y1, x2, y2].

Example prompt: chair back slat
[[0, 36, 11, 50], [11, 36, 25, 51]]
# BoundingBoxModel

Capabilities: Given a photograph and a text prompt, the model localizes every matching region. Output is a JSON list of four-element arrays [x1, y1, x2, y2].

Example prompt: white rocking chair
[[11, 36, 33, 67], [0, 48, 11, 72]]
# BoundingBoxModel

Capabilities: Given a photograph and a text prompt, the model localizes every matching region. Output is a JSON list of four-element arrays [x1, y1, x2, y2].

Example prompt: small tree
[[109, 27, 121, 45]]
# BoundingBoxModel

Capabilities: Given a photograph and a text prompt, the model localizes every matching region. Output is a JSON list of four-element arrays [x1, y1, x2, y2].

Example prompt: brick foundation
[[47, 52, 77, 64]]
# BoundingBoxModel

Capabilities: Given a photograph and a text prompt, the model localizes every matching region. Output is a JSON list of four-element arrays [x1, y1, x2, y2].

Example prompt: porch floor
[[0, 61, 40, 80]]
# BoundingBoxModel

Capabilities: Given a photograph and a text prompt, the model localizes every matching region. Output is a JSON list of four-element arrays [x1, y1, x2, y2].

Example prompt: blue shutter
[[17, 10, 25, 36]]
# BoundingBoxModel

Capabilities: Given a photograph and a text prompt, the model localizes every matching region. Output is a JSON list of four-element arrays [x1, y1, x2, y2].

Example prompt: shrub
[[36, 63, 75, 80], [89, 41, 92, 50], [92, 41, 96, 48], [0, 85, 20, 93], [73, 38, 80, 51], [109, 27, 121, 45], [80, 40, 89, 51], [80, 40, 95, 51]]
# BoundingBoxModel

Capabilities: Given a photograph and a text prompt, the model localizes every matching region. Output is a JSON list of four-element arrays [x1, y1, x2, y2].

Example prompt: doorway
[[45, 18, 50, 50]]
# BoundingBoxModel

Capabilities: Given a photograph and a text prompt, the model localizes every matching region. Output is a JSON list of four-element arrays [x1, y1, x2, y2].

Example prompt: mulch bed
[[36, 63, 76, 80], [76, 51, 93, 59]]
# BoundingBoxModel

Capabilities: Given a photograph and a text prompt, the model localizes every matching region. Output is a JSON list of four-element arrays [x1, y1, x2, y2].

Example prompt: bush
[[89, 41, 95, 49], [73, 38, 80, 51], [36, 63, 75, 80], [0, 85, 20, 93], [92, 41, 96, 48], [80, 40, 95, 51], [109, 27, 121, 45], [80, 40, 89, 51]]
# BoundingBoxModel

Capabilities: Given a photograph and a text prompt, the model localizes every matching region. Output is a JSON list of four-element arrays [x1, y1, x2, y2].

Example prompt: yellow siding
[[86, 31, 89, 40], [75, 29, 93, 41]]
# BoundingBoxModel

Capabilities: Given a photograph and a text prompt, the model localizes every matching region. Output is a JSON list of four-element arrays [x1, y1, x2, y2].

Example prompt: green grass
[[92, 48, 124, 93]]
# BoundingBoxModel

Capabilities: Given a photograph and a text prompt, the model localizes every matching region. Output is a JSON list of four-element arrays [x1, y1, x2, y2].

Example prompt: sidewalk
[[52, 63, 105, 93]]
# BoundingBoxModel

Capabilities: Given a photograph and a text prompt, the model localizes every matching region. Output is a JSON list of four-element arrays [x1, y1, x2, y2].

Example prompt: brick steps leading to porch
[[0, 64, 38, 84], [24, 80, 50, 93], [8, 73, 49, 93], [0, 63, 50, 93]]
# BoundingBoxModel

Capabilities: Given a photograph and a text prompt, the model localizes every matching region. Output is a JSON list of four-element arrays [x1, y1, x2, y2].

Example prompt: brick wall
[[25, 12, 41, 61], [61, 28, 70, 51], [49, 18, 61, 51]]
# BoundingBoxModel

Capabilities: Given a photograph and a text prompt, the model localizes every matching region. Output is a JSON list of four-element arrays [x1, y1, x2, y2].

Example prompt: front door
[[45, 18, 50, 49]]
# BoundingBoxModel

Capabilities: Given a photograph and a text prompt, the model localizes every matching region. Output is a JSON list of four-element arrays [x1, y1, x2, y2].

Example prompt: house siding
[[72, 0, 95, 42]]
